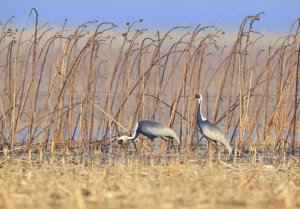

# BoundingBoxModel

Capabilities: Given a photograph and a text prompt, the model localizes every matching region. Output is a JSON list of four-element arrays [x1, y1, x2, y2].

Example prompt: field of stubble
[[0, 153, 299, 209]]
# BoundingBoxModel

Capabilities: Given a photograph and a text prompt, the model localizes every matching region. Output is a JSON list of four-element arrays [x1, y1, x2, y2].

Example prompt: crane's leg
[[162, 137, 170, 153], [213, 141, 221, 161], [211, 141, 218, 150], [192, 140, 201, 152], [162, 137, 176, 153], [158, 138, 167, 163], [207, 140, 212, 164], [132, 139, 139, 154], [169, 138, 177, 153], [150, 140, 154, 159], [212, 140, 221, 161], [140, 137, 145, 155]]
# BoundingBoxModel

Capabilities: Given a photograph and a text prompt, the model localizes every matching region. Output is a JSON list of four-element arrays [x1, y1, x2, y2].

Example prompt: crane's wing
[[201, 121, 224, 139], [138, 120, 165, 139], [138, 120, 180, 144], [201, 121, 232, 153]]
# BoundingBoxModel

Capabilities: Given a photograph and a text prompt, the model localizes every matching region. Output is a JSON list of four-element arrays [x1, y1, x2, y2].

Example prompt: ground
[[0, 153, 299, 209]]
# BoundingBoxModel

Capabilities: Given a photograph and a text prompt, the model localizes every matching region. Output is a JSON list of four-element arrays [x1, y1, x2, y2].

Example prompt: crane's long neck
[[123, 122, 139, 140], [197, 98, 207, 122]]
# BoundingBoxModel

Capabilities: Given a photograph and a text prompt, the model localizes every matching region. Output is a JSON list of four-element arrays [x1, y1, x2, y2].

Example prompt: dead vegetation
[[0, 10, 300, 209], [0, 156, 299, 209]]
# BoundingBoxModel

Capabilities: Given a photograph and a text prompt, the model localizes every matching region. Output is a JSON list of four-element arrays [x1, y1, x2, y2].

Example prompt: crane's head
[[117, 135, 128, 144], [195, 93, 203, 100]]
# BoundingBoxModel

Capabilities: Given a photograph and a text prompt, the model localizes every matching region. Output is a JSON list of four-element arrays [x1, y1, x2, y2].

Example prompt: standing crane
[[195, 93, 232, 155]]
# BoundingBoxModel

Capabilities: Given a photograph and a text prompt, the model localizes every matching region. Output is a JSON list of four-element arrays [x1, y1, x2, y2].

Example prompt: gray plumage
[[118, 120, 181, 145], [196, 93, 232, 154]]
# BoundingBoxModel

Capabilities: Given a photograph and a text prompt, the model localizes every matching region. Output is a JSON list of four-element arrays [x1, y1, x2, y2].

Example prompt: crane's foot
[[154, 153, 172, 165], [156, 152, 163, 164], [228, 154, 233, 162]]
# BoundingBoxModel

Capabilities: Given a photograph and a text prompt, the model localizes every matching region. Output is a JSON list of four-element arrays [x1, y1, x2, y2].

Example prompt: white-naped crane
[[117, 120, 181, 156], [118, 120, 180, 144], [195, 93, 232, 155]]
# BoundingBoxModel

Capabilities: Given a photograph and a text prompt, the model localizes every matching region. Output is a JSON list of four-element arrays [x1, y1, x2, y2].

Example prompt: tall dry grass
[[0, 11, 299, 161]]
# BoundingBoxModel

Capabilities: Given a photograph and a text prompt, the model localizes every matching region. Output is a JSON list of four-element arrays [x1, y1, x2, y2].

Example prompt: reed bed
[[0, 11, 300, 209]]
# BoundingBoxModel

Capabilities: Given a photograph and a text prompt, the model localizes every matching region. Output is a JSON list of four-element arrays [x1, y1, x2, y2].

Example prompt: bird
[[117, 120, 180, 147], [195, 93, 232, 155]]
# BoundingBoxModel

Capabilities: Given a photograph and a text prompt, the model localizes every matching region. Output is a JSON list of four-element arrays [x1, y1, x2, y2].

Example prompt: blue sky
[[0, 0, 299, 32]]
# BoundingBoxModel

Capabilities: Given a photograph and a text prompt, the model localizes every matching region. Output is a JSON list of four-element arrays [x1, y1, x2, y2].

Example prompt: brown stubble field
[[0, 155, 299, 209], [0, 11, 300, 209]]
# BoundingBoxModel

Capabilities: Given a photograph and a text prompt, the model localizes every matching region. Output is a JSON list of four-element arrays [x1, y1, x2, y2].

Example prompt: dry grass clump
[[0, 157, 299, 209]]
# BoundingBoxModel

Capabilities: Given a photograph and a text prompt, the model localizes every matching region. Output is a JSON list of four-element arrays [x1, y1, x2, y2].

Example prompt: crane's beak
[[220, 96, 224, 102]]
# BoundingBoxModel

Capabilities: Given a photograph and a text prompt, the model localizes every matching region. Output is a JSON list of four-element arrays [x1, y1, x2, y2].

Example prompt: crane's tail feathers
[[174, 136, 181, 145], [224, 142, 232, 155], [174, 135, 181, 146], [168, 128, 181, 145], [227, 145, 233, 155], [219, 135, 232, 155]]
